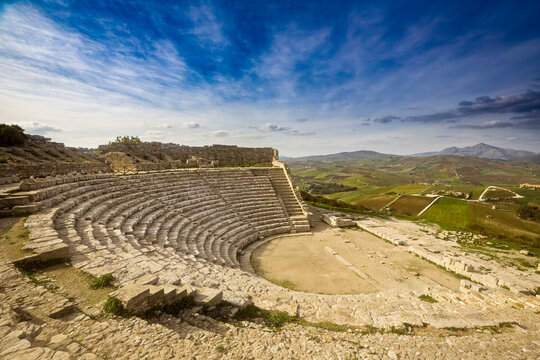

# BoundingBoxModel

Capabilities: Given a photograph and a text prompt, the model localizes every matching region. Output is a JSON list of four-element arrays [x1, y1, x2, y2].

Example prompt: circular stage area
[[251, 222, 461, 295]]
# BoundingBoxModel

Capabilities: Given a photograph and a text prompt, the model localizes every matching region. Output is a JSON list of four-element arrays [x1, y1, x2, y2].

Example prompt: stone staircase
[[259, 168, 311, 233]]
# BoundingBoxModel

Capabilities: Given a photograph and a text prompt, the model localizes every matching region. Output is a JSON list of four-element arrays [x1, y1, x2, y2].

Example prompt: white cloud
[[182, 121, 202, 129], [263, 122, 315, 136], [156, 123, 173, 129], [17, 121, 61, 134], [144, 130, 165, 140], [211, 130, 229, 137], [188, 4, 228, 47]]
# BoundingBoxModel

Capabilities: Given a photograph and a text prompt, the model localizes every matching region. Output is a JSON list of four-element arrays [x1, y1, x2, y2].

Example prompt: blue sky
[[0, 0, 539, 156]]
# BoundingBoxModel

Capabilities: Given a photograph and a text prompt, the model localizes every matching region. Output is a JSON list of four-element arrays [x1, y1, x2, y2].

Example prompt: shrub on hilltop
[[112, 136, 141, 144], [0, 124, 27, 146]]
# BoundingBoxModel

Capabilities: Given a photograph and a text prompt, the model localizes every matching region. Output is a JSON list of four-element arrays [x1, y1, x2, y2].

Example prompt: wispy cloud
[[144, 130, 165, 140], [372, 115, 399, 123], [182, 121, 202, 129], [450, 120, 514, 129], [188, 3, 229, 48], [458, 91, 540, 115], [263, 123, 315, 136], [404, 112, 460, 123], [18, 121, 61, 134], [210, 130, 229, 137], [0, 1, 538, 155]]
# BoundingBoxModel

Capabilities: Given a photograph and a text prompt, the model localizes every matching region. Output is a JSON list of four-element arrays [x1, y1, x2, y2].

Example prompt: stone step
[[0, 195, 31, 207], [194, 288, 223, 308]]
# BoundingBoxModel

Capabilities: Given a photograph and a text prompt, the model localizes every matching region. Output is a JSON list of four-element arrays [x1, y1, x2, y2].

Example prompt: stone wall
[[0, 163, 110, 180], [95, 143, 277, 167], [1, 139, 279, 179]]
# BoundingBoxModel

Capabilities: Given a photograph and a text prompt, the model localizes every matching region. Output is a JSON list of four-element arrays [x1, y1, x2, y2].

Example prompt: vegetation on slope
[[291, 153, 540, 250], [360, 195, 397, 211], [0, 124, 27, 147], [469, 203, 540, 248], [421, 197, 470, 230], [390, 195, 433, 217]]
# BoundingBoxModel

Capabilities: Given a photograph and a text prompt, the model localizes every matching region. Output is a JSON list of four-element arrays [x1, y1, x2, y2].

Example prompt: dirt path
[[0, 217, 19, 234], [252, 220, 461, 294]]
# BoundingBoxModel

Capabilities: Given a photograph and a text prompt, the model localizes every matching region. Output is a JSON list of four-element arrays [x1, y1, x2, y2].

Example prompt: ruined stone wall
[[1, 141, 278, 179], [95, 143, 277, 167], [0, 163, 110, 180]]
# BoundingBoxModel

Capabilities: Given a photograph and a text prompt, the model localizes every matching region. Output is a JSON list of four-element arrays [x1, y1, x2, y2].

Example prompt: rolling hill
[[412, 143, 536, 161]]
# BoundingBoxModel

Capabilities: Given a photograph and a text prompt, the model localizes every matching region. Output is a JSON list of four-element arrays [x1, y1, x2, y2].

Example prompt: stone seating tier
[[18, 168, 309, 272]]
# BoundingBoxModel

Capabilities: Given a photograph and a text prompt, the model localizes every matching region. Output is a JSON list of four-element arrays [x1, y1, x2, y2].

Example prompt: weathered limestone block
[[112, 284, 150, 312], [162, 285, 179, 305], [37, 243, 70, 261], [135, 274, 159, 285], [12, 204, 39, 215], [195, 288, 223, 307], [460, 280, 487, 293], [48, 300, 75, 319], [322, 215, 356, 228], [143, 285, 165, 308], [478, 274, 499, 287], [0, 195, 30, 207]]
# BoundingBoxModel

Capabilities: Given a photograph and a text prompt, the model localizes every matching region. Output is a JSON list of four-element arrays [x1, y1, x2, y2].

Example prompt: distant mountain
[[412, 143, 537, 161], [284, 150, 396, 162]]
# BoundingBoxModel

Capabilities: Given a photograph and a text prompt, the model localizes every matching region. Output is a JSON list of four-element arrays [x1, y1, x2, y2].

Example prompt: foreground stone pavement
[[1, 237, 539, 360]]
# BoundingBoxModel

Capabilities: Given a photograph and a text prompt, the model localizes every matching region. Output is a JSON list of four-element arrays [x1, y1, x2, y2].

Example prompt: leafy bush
[[303, 180, 357, 194], [0, 124, 27, 146], [300, 190, 368, 212], [103, 297, 127, 316], [113, 136, 141, 144], [516, 205, 538, 221], [90, 273, 115, 289], [267, 311, 293, 328]]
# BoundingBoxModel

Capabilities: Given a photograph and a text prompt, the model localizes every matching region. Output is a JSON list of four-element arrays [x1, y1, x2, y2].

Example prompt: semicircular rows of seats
[[23, 168, 310, 284], [18, 169, 532, 328]]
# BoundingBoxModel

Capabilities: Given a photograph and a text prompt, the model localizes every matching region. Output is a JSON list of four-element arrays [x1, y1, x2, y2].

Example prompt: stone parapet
[[96, 143, 276, 169]]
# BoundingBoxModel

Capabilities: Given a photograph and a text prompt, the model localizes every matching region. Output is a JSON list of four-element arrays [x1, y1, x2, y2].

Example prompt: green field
[[360, 194, 397, 211], [289, 153, 540, 249], [389, 185, 431, 195], [469, 203, 540, 247], [421, 197, 470, 230], [511, 188, 540, 206], [390, 195, 434, 216]]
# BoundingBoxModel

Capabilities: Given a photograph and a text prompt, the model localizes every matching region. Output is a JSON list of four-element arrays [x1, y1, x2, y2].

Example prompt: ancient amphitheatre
[[0, 133, 539, 359]]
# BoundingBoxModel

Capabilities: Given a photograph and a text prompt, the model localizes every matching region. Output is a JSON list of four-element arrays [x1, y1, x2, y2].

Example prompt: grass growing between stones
[[419, 294, 438, 303], [1, 217, 33, 260], [271, 279, 298, 291], [23, 263, 115, 309], [2, 217, 117, 310], [89, 273, 115, 289], [230, 304, 516, 337], [233, 304, 400, 334], [103, 295, 197, 319]]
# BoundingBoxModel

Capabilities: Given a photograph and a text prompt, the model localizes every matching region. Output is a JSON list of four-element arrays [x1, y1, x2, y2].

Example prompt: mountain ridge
[[411, 143, 536, 161], [283, 143, 537, 162]]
